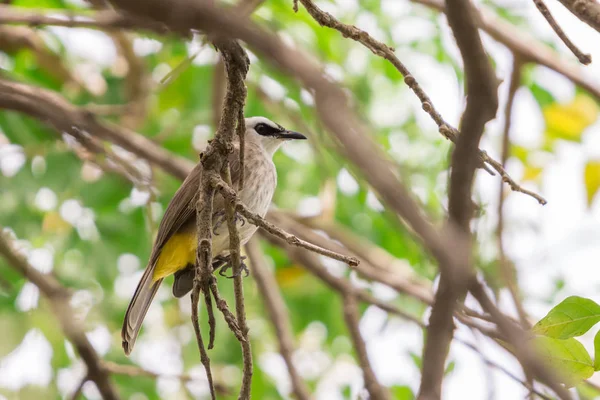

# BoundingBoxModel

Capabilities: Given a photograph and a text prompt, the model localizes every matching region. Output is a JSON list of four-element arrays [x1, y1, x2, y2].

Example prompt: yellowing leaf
[[522, 165, 543, 182], [275, 265, 308, 288], [510, 145, 529, 163], [585, 161, 600, 206], [42, 211, 71, 234], [532, 336, 594, 387], [544, 94, 599, 143]]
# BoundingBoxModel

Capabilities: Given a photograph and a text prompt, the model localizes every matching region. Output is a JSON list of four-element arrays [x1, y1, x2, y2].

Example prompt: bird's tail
[[121, 266, 162, 355]]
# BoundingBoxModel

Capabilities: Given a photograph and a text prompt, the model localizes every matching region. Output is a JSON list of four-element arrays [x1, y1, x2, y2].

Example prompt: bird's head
[[245, 116, 306, 155]]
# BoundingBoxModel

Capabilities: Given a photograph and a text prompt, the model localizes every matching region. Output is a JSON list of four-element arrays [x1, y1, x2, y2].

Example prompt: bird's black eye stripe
[[254, 123, 282, 137]]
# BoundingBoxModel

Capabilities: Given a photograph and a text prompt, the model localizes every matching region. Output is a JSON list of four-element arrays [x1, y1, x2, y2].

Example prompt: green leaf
[[594, 330, 600, 371], [532, 336, 594, 387], [390, 386, 414, 400], [532, 296, 600, 339]]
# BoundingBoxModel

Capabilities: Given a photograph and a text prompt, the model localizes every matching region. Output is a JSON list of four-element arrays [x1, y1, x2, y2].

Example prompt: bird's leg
[[215, 255, 249, 278]]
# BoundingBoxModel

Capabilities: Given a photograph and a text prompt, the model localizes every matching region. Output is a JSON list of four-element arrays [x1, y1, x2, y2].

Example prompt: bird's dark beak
[[278, 130, 307, 140]]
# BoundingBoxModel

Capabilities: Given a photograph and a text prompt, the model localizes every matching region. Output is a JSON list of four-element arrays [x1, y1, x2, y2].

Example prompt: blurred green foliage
[[2, 0, 598, 398]]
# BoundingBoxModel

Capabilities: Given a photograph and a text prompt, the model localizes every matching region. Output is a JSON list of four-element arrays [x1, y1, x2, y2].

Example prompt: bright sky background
[[1, 0, 600, 399]]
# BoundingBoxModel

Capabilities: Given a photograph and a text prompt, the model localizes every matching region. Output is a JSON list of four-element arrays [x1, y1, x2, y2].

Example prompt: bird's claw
[[213, 211, 246, 235], [235, 212, 246, 227], [216, 256, 249, 278], [213, 211, 226, 235]]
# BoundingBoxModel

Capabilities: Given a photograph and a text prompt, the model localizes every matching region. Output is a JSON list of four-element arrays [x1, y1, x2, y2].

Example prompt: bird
[[121, 117, 306, 355]]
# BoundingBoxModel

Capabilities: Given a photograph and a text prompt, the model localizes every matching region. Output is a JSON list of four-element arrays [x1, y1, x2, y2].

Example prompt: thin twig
[[295, 0, 549, 203], [214, 179, 359, 266], [246, 238, 312, 400], [207, 276, 245, 342], [193, 178, 217, 400], [480, 151, 547, 205], [531, 0, 591, 64]]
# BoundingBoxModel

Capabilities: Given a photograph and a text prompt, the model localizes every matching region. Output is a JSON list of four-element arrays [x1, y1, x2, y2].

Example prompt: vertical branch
[[497, 58, 529, 328], [419, 0, 499, 397], [342, 293, 391, 400], [245, 238, 312, 400], [213, 38, 252, 400], [193, 179, 217, 400]]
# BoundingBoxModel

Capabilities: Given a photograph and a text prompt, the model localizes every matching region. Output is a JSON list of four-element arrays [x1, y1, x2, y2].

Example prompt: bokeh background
[[1, 0, 600, 399]]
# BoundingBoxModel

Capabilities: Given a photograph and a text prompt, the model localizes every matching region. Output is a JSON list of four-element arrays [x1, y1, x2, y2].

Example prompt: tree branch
[[213, 39, 253, 400], [0, 78, 192, 180], [213, 179, 359, 266], [554, 0, 600, 34], [0, 229, 119, 400], [245, 238, 312, 400], [419, 0, 499, 396], [531, 0, 591, 64], [342, 294, 391, 400], [411, 0, 600, 101]]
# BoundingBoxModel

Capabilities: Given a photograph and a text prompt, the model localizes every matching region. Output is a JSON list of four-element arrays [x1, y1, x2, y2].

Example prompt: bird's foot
[[212, 211, 246, 235], [214, 255, 249, 278]]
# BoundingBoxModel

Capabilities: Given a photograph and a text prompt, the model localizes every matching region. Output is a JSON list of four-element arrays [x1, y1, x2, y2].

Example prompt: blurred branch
[[0, 26, 86, 91], [419, 0, 499, 395], [531, 0, 591, 64], [470, 282, 572, 400], [261, 230, 425, 326], [0, 2, 572, 397], [294, 215, 432, 300], [0, 5, 166, 32], [498, 58, 530, 328], [101, 360, 231, 395], [276, 211, 501, 338], [1, 2, 597, 101], [295, 0, 549, 205], [342, 294, 391, 400], [0, 230, 119, 400], [245, 238, 312, 400], [0, 78, 192, 180], [111, 32, 150, 128], [261, 232, 413, 397], [411, 0, 600, 100], [87, 0, 150, 128], [69, 375, 88, 400]]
